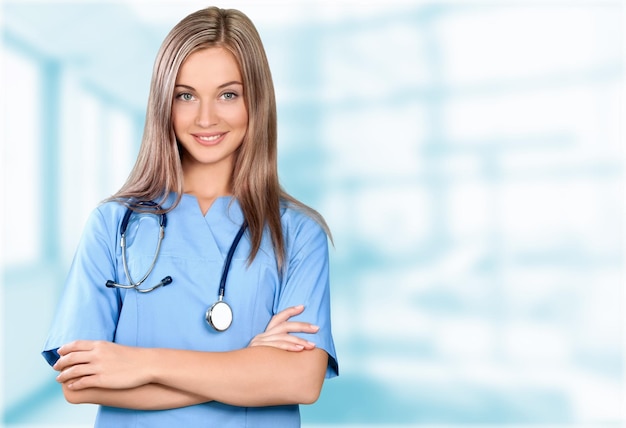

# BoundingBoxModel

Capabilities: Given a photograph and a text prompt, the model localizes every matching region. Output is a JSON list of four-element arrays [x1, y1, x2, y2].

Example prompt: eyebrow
[[174, 81, 243, 90]]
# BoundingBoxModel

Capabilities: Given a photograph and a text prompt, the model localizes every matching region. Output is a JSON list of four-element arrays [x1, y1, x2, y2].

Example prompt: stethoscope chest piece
[[205, 222, 247, 332], [206, 299, 233, 332]]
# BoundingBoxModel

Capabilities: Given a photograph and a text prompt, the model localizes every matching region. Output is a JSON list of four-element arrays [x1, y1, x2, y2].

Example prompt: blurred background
[[1, 0, 624, 426]]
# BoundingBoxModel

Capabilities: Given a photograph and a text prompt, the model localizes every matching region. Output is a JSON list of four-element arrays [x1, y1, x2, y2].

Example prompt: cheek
[[223, 107, 248, 134], [236, 108, 249, 131], [171, 104, 195, 129]]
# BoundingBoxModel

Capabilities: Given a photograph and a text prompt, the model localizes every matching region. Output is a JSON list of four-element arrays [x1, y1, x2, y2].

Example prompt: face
[[172, 47, 248, 176]]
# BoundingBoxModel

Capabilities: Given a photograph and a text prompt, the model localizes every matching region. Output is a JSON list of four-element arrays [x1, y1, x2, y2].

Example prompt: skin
[[54, 306, 326, 409], [53, 48, 329, 409], [172, 47, 249, 212]]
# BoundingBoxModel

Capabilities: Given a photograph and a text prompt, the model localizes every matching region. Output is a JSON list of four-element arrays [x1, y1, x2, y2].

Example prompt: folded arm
[[58, 345, 327, 407], [54, 305, 328, 408], [61, 383, 206, 410], [156, 346, 327, 406]]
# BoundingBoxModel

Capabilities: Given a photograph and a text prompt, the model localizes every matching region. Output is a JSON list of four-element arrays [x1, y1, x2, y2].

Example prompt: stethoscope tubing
[[106, 200, 247, 301], [218, 221, 248, 300], [105, 201, 171, 293], [120, 225, 165, 289]]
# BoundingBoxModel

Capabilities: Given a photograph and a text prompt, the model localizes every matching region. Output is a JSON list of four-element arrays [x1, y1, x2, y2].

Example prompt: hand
[[248, 305, 319, 352], [53, 340, 151, 391]]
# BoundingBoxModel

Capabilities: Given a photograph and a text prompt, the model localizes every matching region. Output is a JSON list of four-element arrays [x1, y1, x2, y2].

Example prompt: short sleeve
[[276, 213, 338, 378], [42, 205, 122, 366]]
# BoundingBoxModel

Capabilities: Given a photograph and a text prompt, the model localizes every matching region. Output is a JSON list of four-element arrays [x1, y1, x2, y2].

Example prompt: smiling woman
[[40, 6, 338, 428], [5, 0, 623, 426]]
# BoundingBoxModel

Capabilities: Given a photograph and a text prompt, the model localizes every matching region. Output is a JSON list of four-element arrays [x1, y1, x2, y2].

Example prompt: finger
[[252, 323, 319, 346], [65, 375, 98, 391], [56, 362, 95, 384], [264, 321, 320, 335], [57, 369, 81, 384], [250, 340, 307, 352], [53, 350, 93, 372], [265, 305, 304, 330], [52, 342, 94, 371], [251, 334, 316, 350], [57, 340, 96, 356], [265, 305, 305, 330]]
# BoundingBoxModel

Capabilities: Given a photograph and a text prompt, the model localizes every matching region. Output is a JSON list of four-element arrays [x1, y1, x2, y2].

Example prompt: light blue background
[[1, 0, 624, 426]]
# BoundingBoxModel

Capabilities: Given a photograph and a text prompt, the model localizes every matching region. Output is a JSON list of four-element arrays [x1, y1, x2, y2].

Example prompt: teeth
[[198, 134, 222, 142]]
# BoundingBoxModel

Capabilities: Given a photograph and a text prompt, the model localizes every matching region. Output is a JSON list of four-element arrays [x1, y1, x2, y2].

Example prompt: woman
[[42, 6, 338, 427]]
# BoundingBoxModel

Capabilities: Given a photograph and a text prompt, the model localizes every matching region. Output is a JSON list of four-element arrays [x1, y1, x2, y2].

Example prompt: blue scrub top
[[42, 193, 338, 428]]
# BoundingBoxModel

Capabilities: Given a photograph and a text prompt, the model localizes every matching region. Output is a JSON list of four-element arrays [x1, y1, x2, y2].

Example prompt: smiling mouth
[[193, 133, 226, 145], [197, 134, 224, 142]]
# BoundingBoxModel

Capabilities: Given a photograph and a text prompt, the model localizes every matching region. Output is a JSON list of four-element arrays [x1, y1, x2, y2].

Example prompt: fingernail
[[312, 325, 320, 330], [307, 341, 316, 347]]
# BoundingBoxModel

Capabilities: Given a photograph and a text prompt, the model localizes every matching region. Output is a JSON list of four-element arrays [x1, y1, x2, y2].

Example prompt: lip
[[192, 132, 227, 146]]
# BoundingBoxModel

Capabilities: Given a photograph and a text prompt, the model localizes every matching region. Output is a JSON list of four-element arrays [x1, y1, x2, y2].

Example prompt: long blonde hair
[[108, 6, 330, 270]]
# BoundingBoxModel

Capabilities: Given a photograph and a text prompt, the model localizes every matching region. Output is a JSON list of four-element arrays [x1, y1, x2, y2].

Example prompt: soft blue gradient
[[1, 1, 624, 426]]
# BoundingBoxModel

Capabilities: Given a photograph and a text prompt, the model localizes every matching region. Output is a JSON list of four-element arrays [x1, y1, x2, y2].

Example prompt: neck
[[182, 160, 233, 214]]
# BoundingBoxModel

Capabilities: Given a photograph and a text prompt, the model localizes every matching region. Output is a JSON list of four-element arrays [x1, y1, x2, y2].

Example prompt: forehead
[[176, 47, 242, 84]]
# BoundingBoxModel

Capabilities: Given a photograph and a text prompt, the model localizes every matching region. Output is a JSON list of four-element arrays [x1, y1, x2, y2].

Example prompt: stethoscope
[[105, 201, 247, 332]]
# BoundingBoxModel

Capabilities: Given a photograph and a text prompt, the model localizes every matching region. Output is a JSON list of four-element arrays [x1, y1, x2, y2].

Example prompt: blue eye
[[222, 92, 237, 100], [177, 92, 194, 101]]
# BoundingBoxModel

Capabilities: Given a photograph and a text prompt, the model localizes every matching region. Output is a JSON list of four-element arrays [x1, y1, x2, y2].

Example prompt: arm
[[56, 342, 327, 407], [150, 346, 327, 406], [56, 305, 324, 408], [61, 383, 206, 410]]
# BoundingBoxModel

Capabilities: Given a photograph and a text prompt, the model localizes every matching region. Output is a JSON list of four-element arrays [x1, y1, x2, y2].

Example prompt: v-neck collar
[[179, 193, 246, 258]]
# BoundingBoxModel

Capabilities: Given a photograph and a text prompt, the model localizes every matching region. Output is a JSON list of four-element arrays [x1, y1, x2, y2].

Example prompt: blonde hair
[[108, 6, 330, 270]]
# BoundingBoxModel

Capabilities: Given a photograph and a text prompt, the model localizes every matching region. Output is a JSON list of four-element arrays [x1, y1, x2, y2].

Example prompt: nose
[[195, 100, 217, 128]]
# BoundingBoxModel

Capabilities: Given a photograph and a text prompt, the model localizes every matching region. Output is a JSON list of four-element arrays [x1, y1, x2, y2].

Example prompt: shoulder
[[92, 200, 130, 223], [81, 200, 130, 236], [280, 201, 329, 251], [69, 200, 130, 254]]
